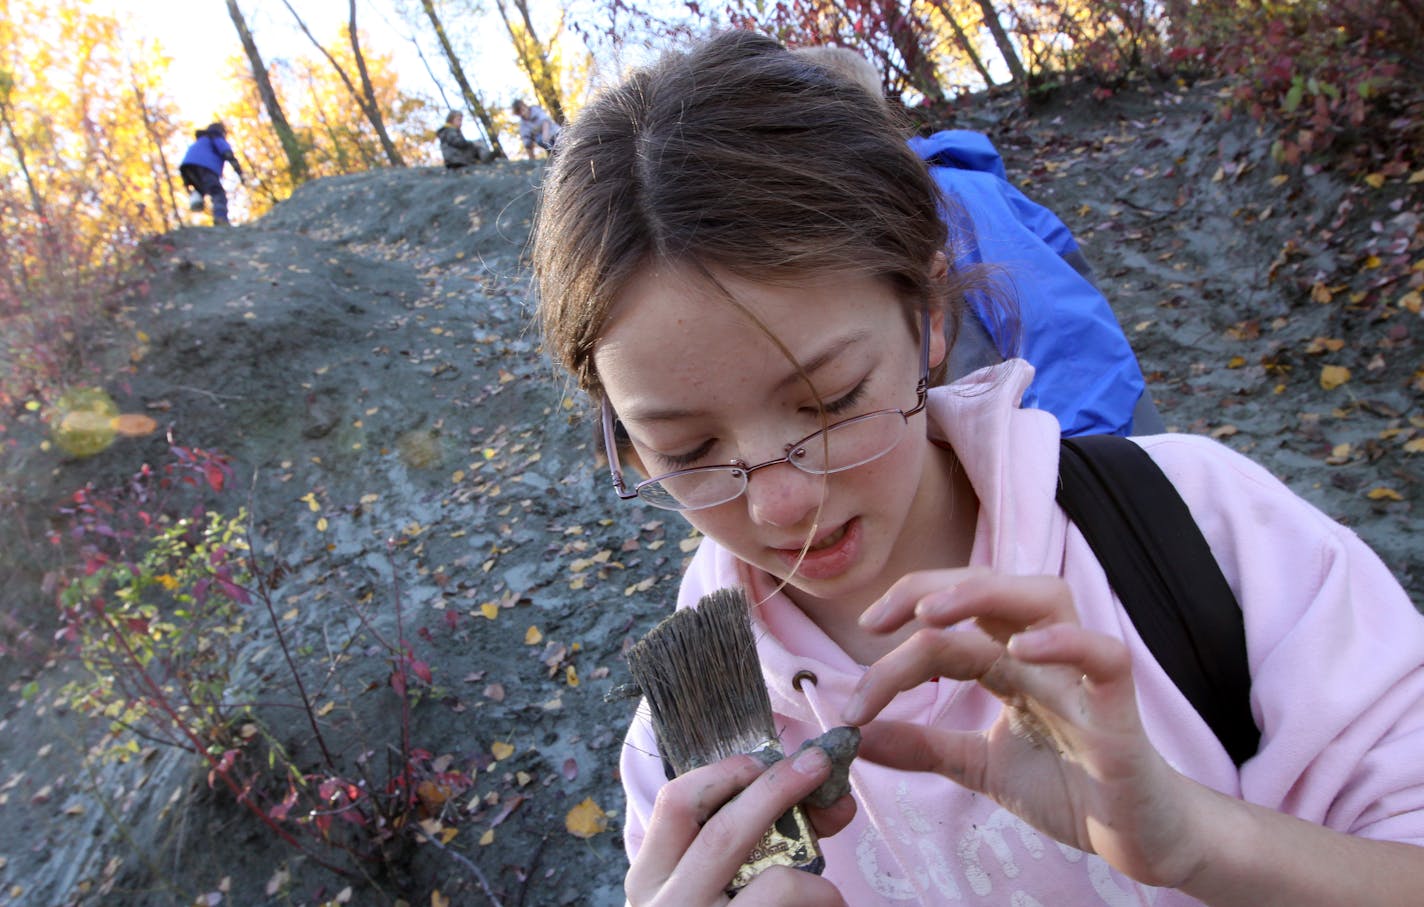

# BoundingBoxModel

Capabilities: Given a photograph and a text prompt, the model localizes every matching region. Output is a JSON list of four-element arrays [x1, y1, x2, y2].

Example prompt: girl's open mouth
[[774, 517, 861, 580]]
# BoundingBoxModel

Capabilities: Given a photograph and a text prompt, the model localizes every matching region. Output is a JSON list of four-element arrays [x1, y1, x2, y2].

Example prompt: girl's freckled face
[[593, 262, 949, 607]]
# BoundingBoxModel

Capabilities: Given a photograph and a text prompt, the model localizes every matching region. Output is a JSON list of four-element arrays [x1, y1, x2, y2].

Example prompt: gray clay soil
[[0, 78, 1420, 906]]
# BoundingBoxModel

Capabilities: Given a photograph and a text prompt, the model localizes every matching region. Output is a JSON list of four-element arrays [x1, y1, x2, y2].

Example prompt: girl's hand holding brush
[[841, 567, 1208, 890], [625, 748, 854, 906]]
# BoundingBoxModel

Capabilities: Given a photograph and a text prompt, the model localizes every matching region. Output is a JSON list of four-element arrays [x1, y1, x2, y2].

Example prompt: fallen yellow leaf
[[479, 829, 494, 846], [316, 517, 328, 532], [480, 602, 499, 620], [112, 413, 158, 436], [1319, 365, 1351, 391], [1304, 336, 1345, 354], [1399, 291, 1422, 314], [565, 665, 579, 687], [491, 740, 515, 760], [1367, 487, 1404, 501], [565, 797, 608, 838], [525, 625, 543, 645], [1364, 172, 1386, 188], [1404, 438, 1424, 454]]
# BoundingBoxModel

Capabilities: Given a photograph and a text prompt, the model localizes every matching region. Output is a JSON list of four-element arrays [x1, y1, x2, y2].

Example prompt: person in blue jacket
[[179, 122, 245, 226], [793, 47, 1163, 437], [913, 129, 1164, 436]]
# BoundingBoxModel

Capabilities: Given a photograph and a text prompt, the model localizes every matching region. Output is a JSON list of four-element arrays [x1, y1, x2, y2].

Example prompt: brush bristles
[[625, 587, 778, 775]]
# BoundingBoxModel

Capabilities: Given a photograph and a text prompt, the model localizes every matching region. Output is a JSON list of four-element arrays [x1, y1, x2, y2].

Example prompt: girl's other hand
[[626, 746, 853, 906], [842, 567, 1206, 890]]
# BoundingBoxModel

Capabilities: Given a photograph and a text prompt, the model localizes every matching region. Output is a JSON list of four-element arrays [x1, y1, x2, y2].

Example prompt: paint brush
[[624, 586, 827, 893]]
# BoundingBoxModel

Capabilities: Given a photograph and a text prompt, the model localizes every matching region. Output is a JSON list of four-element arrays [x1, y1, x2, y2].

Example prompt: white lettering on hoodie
[[853, 787, 1161, 904]]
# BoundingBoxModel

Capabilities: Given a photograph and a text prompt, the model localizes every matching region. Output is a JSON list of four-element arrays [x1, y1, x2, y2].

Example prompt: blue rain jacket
[[181, 132, 238, 178], [911, 130, 1146, 437]]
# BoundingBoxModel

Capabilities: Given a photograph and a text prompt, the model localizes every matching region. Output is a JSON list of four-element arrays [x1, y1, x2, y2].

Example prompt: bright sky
[[101, 0, 556, 137]]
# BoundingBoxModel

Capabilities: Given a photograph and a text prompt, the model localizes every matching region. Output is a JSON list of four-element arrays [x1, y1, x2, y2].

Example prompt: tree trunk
[[510, 0, 564, 123], [281, 0, 404, 168], [880, 0, 943, 102], [0, 75, 61, 279], [300, 64, 373, 172], [928, 0, 995, 87], [224, 0, 309, 186], [492, 0, 563, 124], [128, 75, 180, 228], [346, 0, 405, 167], [975, 0, 1026, 85], [418, 0, 505, 158]]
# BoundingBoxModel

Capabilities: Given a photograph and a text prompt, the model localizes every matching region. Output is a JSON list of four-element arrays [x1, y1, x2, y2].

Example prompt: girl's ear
[[927, 251, 950, 370]]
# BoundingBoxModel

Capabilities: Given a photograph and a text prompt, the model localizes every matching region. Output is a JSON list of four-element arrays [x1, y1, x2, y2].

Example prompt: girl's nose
[[743, 462, 825, 529]]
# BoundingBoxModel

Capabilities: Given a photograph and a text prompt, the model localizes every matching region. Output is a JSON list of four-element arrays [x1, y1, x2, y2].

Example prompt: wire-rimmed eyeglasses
[[601, 308, 932, 512]]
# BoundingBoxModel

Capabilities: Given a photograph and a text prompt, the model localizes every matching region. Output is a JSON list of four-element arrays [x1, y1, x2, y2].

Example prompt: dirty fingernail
[[793, 745, 829, 774]]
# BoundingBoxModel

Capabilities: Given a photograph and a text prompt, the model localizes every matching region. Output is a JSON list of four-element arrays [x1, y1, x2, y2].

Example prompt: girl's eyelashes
[[817, 379, 868, 416], [651, 440, 715, 470]]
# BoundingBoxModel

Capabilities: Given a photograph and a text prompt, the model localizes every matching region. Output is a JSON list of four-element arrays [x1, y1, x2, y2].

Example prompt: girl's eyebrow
[[770, 330, 870, 395], [621, 331, 870, 424]]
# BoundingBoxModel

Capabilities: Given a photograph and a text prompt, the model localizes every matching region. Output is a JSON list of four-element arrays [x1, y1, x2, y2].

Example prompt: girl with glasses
[[533, 30, 1424, 907]]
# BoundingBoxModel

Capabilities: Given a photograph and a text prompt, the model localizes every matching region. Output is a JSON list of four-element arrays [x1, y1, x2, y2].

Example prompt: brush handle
[[728, 802, 824, 893]]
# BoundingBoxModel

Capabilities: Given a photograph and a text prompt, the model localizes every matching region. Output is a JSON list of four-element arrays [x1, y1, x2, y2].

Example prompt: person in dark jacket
[[436, 111, 493, 169], [179, 122, 244, 226]]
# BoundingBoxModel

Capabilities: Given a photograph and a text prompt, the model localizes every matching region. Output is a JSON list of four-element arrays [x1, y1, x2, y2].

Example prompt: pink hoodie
[[619, 360, 1424, 905]]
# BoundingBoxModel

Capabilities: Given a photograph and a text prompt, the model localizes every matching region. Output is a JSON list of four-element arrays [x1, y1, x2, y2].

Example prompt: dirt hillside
[[0, 77, 1420, 906]]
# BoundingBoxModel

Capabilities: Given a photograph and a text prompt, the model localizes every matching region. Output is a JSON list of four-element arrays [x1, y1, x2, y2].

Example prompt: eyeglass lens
[[636, 408, 909, 510]]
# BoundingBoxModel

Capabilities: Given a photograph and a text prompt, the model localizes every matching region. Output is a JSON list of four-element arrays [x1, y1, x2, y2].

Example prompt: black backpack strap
[[1056, 435, 1259, 766]]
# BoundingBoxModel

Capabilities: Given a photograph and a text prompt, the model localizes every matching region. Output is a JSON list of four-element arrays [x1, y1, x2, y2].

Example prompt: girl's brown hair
[[533, 30, 979, 397]]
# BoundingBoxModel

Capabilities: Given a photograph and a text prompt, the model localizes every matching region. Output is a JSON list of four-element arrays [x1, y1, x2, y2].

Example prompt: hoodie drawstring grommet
[[792, 669, 818, 692]]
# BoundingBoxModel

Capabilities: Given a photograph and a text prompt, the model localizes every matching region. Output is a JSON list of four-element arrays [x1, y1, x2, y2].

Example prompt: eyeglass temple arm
[[913, 306, 931, 406], [601, 398, 640, 500]]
